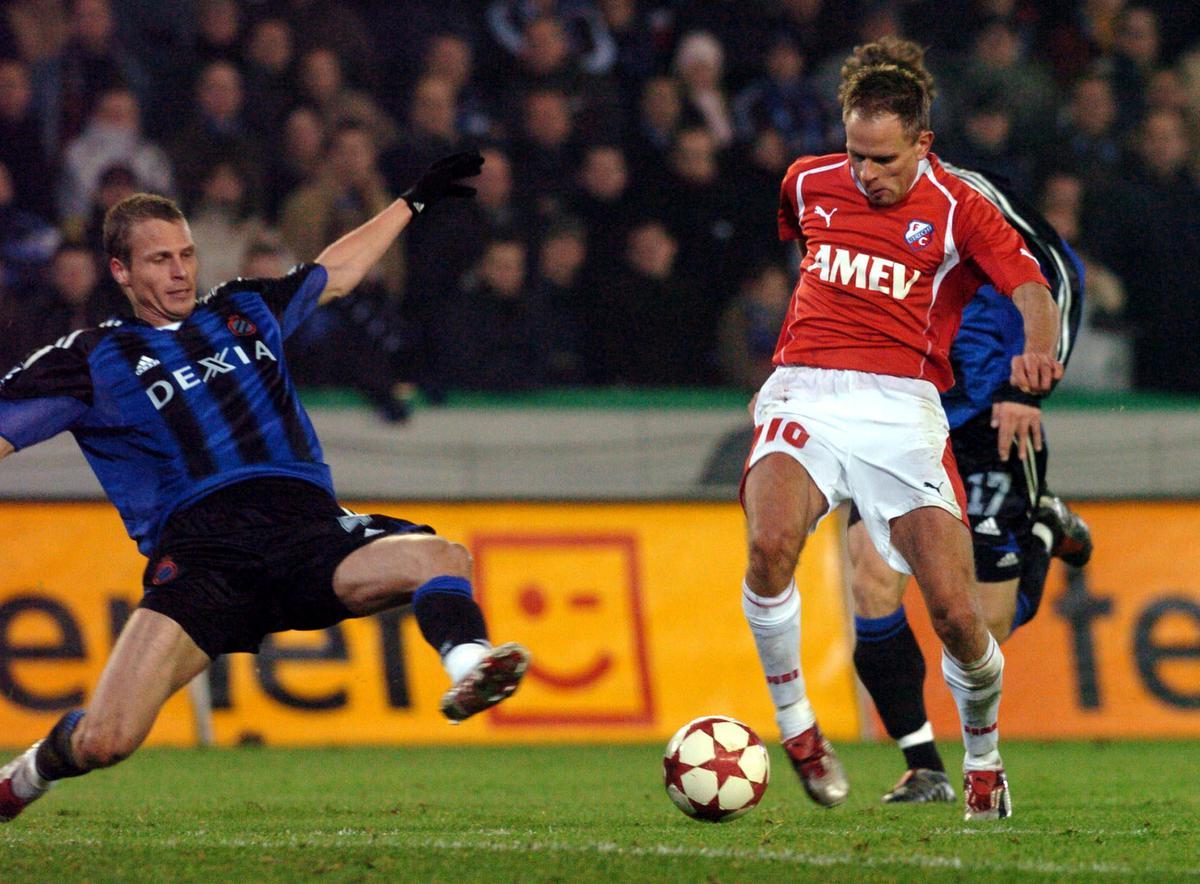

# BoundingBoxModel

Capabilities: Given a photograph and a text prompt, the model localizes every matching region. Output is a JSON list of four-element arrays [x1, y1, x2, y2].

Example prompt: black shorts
[[139, 477, 434, 657], [950, 409, 1047, 582], [847, 410, 1047, 583]]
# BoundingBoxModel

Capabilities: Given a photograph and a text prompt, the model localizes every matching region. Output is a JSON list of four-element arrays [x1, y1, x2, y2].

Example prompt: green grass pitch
[[1, 740, 1197, 881]]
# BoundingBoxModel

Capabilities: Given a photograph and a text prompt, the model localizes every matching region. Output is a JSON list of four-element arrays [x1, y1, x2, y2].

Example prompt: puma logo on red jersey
[[809, 244, 922, 300]]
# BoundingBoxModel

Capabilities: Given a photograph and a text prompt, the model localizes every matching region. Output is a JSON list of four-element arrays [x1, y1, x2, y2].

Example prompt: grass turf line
[[1, 740, 1197, 882]]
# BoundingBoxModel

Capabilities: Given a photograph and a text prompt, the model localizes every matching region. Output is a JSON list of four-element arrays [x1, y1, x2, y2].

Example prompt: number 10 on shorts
[[752, 418, 810, 451]]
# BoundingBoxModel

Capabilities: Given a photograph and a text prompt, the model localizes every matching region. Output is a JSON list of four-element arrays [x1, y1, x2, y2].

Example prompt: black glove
[[402, 151, 484, 215]]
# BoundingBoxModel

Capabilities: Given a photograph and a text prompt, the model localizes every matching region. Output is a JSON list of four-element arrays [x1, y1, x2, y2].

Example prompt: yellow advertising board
[[0, 501, 858, 747], [896, 502, 1200, 738]]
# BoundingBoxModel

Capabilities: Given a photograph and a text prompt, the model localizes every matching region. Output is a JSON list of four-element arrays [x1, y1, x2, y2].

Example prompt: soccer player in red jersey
[[738, 37, 1062, 821]]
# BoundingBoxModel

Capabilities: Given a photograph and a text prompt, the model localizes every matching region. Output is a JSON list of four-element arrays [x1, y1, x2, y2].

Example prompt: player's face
[[845, 111, 933, 207], [110, 219, 199, 326]]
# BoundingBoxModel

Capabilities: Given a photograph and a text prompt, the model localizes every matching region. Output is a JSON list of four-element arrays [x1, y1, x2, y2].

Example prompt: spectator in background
[[242, 17, 297, 142], [1144, 66, 1190, 115], [263, 105, 325, 223], [383, 75, 468, 199], [192, 0, 243, 68], [1105, 5, 1160, 131], [170, 60, 260, 210], [1088, 109, 1200, 393], [1042, 0, 1126, 85], [1052, 74, 1122, 183], [1181, 44, 1200, 121], [31, 0, 149, 152], [627, 74, 684, 190], [597, 0, 658, 108], [672, 31, 734, 149], [485, 0, 617, 77], [76, 162, 134, 271], [595, 220, 707, 385], [1040, 171, 1130, 391], [422, 32, 496, 140], [716, 261, 792, 390], [239, 234, 293, 280], [941, 93, 1036, 197], [1, 1, 69, 66], [189, 159, 267, 294], [530, 217, 589, 384], [279, 121, 415, 418], [569, 143, 640, 296], [655, 125, 740, 362], [811, 3, 906, 110], [408, 146, 526, 305], [0, 242, 117, 369], [766, 0, 856, 65], [733, 34, 832, 157], [729, 126, 794, 272], [297, 47, 398, 152], [501, 13, 621, 141], [500, 14, 579, 101], [0, 160, 60, 291], [942, 17, 1058, 157], [404, 146, 532, 397], [430, 236, 544, 393], [281, 120, 404, 301], [58, 87, 175, 227], [511, 86, 579, 221], [280, 0, 380, 94], [0, 57, 55, 220]]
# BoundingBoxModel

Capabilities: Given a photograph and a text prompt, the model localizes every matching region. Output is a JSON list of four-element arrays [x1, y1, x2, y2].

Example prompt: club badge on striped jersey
[[151, 555, 180, 585], [226, 314, 257, 336]]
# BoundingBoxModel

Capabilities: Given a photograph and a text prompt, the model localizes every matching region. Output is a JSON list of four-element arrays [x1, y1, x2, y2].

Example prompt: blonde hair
[[103, 193, 185, 264], [838, 36, 936, 138]]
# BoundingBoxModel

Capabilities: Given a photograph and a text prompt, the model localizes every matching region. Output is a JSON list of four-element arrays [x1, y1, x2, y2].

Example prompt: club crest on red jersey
[[226, 314, 257, 336], [904, 219, 935, 249]]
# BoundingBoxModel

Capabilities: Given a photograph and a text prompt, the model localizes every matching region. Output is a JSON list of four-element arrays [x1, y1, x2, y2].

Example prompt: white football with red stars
[[662, 715, 770, 822]]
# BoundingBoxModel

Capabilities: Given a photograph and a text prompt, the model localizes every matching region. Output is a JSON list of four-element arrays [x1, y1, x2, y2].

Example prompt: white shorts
[[744, 366, 967, 574]]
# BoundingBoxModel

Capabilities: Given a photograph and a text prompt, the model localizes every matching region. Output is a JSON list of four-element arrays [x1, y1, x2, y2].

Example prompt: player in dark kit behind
[[0, 152, 531, 823], [847, 161, 1093, 804]]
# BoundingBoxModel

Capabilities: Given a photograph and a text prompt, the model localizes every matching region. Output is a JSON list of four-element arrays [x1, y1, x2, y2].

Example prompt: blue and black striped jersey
[[938, 163, 1085, 429], [0, 264, 331, 554]]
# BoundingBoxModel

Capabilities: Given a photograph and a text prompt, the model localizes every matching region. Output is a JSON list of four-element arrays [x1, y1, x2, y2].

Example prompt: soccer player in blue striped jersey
[[846, 163, 1093, 805], [0, 152, 531, 823]]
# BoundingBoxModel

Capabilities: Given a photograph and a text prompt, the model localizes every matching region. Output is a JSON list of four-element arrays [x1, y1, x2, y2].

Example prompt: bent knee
[[927, 598, 979, 645], [421, 538, 471, 579], [747, 527, 804, 577]]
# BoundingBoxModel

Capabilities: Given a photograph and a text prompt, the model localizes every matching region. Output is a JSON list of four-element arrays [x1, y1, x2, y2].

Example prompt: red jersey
[[775, 152, 1048, 391]]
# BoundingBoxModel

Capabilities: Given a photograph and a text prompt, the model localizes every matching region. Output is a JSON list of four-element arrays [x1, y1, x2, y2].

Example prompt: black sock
[[411, 576, 488, 656], [902, 740, 945, 773], [34, 710, 88, 780], [1012, 536, 1052, 631], [854, 607, 945, 773]]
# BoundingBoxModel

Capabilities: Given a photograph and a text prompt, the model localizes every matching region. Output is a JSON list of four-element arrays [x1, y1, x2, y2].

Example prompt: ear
[[109, 256, 129, 287], [916, 129, 934, 159]]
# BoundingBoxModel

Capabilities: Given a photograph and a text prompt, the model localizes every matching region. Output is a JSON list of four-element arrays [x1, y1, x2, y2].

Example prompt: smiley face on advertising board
[[471, 534, 654, 725]]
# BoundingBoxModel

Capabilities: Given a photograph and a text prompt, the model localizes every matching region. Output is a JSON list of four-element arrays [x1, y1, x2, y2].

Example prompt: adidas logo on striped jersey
[[975, 517, 1002, 536], [135, 355, 161, 376]]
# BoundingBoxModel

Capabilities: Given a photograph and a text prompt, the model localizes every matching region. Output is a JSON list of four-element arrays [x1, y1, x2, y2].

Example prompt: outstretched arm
[[315, 151, 484, 304], [1010, 281, 1063, 395]]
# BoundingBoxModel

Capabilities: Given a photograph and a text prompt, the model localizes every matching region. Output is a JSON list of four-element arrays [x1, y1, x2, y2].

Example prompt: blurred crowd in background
[[1, 0, 1199, 416]]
